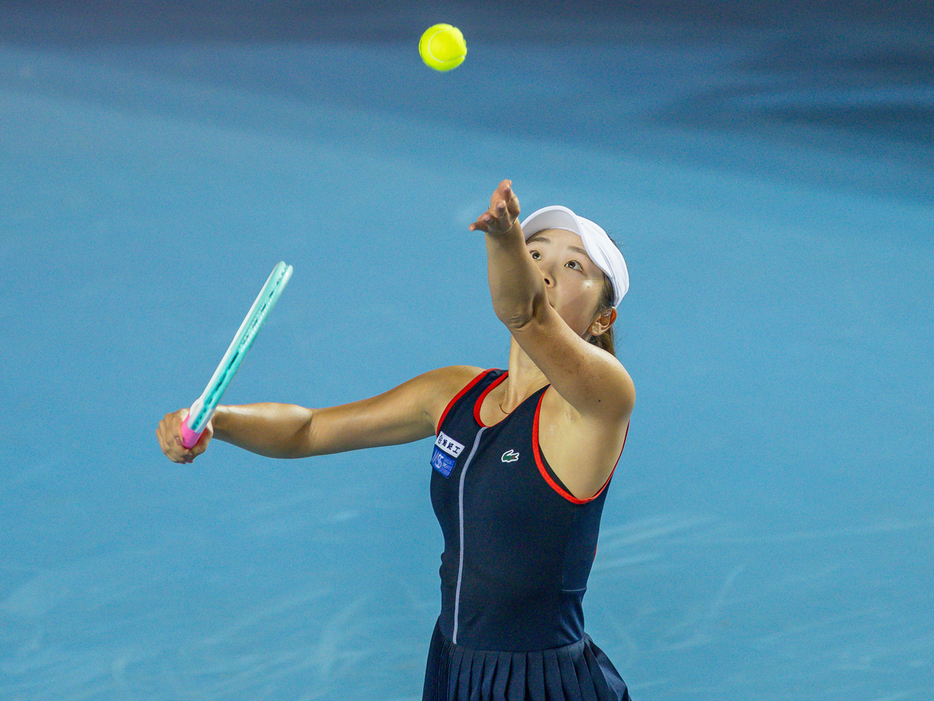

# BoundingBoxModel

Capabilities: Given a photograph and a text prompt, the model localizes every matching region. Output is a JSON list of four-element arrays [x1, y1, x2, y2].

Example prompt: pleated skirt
[[422, 621, 631, 701]]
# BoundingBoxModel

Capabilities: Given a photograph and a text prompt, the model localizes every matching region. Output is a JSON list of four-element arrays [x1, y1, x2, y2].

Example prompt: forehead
[[527, 228, 589, 256]]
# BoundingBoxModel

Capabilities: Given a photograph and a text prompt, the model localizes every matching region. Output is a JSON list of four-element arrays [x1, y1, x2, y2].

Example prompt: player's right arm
[[156, 365, 482, 464]]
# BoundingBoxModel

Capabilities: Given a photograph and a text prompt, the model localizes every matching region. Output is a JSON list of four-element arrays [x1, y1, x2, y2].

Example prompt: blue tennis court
[[2, 2, 932, 699]]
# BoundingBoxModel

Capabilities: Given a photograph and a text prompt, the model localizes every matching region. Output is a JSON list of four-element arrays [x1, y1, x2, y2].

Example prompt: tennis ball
[[419, 24, 467, 72]]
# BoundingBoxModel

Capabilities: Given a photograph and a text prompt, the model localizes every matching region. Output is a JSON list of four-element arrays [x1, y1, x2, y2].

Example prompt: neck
[[500, 337, 549, 412]]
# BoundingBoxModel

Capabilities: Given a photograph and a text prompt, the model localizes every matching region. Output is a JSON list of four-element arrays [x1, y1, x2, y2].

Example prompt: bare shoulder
[[305, 365, 488, 454], [512, 305, 634, 423], [539, 361, 634, 500], [408, 365, 487, 429], [549, 341, 636, 425], [597, 354, 636, 420], [546, 352, 634, 428], [384, 365, 484, 432], [426, 364, 487, 382], [416, 365, 486, 392]]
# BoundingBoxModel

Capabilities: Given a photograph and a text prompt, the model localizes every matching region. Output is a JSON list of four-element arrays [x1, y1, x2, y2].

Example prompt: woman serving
[[157, 180, 635, 701]]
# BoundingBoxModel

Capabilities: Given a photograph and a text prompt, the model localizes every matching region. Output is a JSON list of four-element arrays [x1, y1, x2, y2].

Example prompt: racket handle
[[180, 412, 204, 449]]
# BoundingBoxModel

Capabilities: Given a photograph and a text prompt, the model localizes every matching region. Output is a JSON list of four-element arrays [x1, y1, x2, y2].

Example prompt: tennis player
[[157, 179, 635, 701]]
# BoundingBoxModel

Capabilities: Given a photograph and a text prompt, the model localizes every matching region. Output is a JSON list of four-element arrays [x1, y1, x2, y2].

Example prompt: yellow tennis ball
[[419, 24, 467, 72]]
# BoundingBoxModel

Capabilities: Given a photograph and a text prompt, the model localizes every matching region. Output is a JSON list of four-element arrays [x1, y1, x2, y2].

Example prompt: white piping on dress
[[452, 427, 486, 645]]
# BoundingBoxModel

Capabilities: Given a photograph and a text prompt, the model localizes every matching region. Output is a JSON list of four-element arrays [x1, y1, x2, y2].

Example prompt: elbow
[[497, 308, 534, 332], [494, 293, 549, 333], [285, 407, 317, 458]]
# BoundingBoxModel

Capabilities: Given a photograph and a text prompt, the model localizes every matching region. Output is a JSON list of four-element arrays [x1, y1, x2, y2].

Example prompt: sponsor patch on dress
[[431, 431, 465, 478], [431, 446, 456, 477]]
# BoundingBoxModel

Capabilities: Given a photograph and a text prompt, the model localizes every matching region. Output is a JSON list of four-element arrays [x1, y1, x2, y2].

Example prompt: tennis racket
[[180, 261, 294, 448]]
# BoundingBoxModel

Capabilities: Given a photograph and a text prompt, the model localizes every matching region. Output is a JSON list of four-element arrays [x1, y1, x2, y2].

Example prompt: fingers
[[468, 212, 494, 232], [190, 422, 214, 461], [469, 180, 520, 235], [496, 180, 520, 216], [156, 409, 212, 464], [155, 410, 189, 463]]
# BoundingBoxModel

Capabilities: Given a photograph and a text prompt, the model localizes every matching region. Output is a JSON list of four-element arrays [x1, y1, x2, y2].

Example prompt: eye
[[529, 250, 542, 260], [565, 260, 582, 271]]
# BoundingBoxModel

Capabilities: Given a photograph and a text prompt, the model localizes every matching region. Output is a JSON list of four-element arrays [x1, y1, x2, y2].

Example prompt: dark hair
[[589, 275, 616, 356]]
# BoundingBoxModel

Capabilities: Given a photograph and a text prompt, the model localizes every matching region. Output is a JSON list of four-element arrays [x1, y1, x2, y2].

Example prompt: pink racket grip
[[180, 413, 205, 449]]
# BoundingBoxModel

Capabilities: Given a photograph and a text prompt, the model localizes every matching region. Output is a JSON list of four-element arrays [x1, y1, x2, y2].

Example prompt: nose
[[533, 258, 556, 288], [539, 262, 556, 289]]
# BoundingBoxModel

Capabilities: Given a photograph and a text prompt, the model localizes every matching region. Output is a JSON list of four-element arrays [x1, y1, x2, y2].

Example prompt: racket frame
[[181, 261, 293, 448]]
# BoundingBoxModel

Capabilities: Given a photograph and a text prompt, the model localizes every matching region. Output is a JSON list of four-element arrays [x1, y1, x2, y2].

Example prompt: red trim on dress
[[436, 369, 491, 435], [472, 371, 509, 428], [532, 391, 630, 504]]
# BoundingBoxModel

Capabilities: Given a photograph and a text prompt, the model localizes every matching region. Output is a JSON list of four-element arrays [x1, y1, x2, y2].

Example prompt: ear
[[589, 307, 617, 338]]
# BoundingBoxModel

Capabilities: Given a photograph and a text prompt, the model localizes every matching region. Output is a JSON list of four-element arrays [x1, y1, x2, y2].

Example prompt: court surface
[[1, 2, 932, 699]]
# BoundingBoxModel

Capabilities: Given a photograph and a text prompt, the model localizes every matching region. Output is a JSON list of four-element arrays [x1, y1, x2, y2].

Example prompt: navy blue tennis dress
[[424, 369, 631, 701]]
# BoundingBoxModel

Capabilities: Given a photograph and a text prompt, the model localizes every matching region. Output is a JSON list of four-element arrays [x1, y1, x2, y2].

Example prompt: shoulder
[[544, 353, 634, 428], [510, 303, 634, 423], [538, 361, 634, 500], [596, 354, 635, 421], [550, 342, 636, 425], [410, 365, 487, 429], [417, 365, 487, 391]]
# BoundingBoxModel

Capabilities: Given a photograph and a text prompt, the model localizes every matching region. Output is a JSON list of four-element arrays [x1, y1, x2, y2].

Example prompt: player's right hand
[[157, 409, 213, 464]]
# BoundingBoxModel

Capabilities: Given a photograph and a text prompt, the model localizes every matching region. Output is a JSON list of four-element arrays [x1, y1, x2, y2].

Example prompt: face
[[526, 228, 608, 338]]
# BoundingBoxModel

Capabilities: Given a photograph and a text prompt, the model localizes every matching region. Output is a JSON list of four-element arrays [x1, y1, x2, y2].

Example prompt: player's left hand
[[470, 180, 521, 237]]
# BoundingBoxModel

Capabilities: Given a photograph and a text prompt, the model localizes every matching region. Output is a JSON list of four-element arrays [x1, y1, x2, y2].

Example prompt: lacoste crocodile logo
[[501, 449, 520, 463]]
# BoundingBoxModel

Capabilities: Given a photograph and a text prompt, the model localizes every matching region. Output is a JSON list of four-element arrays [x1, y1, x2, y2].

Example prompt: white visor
[[520, 205, 629, 307]]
